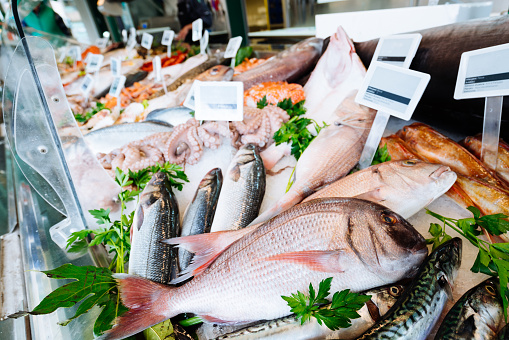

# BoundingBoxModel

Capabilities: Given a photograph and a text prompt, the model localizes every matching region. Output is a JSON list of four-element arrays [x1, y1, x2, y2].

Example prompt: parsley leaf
[[371, 143, 391, 165], [235, 46, 253, 67], [74, 102, 110, 123], [257, 96, 268, 109], [282, 277, 371, 330]]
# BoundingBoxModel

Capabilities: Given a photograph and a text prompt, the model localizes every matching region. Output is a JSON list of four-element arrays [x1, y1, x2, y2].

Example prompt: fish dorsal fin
[[163, 226, 256, 284], [263, 250, 345, 272]]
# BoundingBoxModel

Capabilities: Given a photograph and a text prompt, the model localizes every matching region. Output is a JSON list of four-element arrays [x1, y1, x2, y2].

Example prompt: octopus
[[244, 82, 305, 108]]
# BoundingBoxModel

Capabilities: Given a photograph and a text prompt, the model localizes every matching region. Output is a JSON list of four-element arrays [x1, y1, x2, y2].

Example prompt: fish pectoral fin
[[263, 250, 345, 272], [353, 188, 385, 202], [198, 314, 251, 325], [164, 226, 256, 284]]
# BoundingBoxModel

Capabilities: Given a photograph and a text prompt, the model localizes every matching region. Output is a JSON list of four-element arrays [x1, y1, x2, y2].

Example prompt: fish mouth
[[429, 165, 452, 179]]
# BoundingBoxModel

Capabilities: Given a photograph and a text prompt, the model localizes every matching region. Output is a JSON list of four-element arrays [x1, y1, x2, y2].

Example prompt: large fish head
[[197, 65, 234, 82], [347, 199, 428, 283], [198, 167, 223, 190], [429, 237, 462, 290], [397, 122, 435, 149], [374, 160, 457, 218], [132, 172, 168, 238], [228, 144, 264, 182], [465, 278, 503, 335], [333, 93, 376, 129], [365, 284, 406, 321]]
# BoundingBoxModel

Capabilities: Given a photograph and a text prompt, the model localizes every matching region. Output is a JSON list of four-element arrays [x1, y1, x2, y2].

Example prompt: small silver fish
[[179, 168, 223, 270], [129, 172, 180, 283], [210, 144, 266, 232]]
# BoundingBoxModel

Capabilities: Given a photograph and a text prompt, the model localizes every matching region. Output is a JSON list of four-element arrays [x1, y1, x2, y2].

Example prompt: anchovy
[[179, 168, 223, 270], [209, 284, 406, 340], [435, 278, 503, 340], [210, 144, 266, 232], [129, 171, 180, 283], [354, 238, 462, 340]]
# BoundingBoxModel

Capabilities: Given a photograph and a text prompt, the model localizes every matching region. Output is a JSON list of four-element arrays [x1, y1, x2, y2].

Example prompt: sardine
[[210, 284, 407, 340], [99, 198, 427, 340], [355, 238, 462, 340], [398, 123, 508, 190], [303, 160, 456, 219], [179, 168, 223, 270], [210, 144, 266, 232], [129, 172, 180, 283], [435, 278, 503, 340], [250, 94, 375, 225], [233, 38, 323, 90], [462, 135, 509, 185]]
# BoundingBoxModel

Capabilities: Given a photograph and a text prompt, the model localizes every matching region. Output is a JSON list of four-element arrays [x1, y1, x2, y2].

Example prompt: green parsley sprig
[[282, 277, 371, 330], [371, 144, 391, 165], [426, 207, 509, 319], [74, 102, 110, 123]]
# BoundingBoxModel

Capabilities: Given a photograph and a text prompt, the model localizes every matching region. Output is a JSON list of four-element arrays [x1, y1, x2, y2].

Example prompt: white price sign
[[454, 43, 509, 99], [224, 36, 243, 59], [122, 29, 128, 43], [355, 63, 430, 121], [371, 34, 422, 68], [141, 33, 153, 50], [153, 56, 162, 82], [192, 18, 203, 42], [183, 81, 198, 110], [80, 74, 95, 95], [200, 30, 209, 55], [86, 54, 104, 73], [161, 30, 175, 46], [111, 57, 121, 76], [109, 75, 127, 98], [68, 46, 81, 62], [195, 81, 244, 121], [95, 37, 109, 49]]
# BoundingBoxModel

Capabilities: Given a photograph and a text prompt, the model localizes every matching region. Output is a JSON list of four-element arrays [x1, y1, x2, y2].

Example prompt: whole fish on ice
[[99, 198, 427, 340], [462, 135, 509, 185]]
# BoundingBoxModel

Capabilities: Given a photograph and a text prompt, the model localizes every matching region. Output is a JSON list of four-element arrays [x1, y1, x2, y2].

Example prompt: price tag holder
[[192, 18, 203, 42], [109, 75, 127, 110], [183, 81, 198, 110], [225, 36, 243, 67], [67, 46, 81, 65], [127, 37, 137, 51], [153, 56, 162, 82], [130, 27, 136, 40], [200, 30, 209, 55], [111, 57, 121, 76], [95, 37, 109, 49], [58, 47, 69, 63], [86, 54, 104, 74], [122, 29, 128, 43], [454, 43, 509, 170], [195, 81, 244, 121], [80, 74, 95, 96], [141, 33, 153, 50], [356, 63, 430, 168], [162, 30, 175, 57], [371, 34, 422, 68]]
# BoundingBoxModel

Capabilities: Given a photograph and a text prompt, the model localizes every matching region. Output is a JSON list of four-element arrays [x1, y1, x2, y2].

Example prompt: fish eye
[[485, 285, 497, 296], [210, 67, 218, 75], [437, 274, 448, 287], [403, 160, 417, 166], [381, 213, 397, 225], [389, 286, 401, 297]]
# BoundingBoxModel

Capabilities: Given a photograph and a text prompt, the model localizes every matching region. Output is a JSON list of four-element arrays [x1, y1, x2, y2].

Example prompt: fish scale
[[355, 238, 462, 340]]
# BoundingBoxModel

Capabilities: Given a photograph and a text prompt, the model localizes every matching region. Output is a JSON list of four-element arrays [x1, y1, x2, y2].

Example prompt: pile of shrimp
[[244, 81, 306, 107], [100, 82, 163, 109], [234, 58, 266, 75]]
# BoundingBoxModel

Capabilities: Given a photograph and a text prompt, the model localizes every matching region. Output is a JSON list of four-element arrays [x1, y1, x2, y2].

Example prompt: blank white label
[[86, 54, 104, 73], [371, 34, 422, 68], [111, 57, 121, 76], [454, 43, 509, 99], [224, 36, 243, 59], [80, 74, 95, 95], [192, 18, 203, 41], [200, 30, 209, 55], [109, 75, 127, 98], [162, 30, 175, 46], [183, 81, 198, 110], [355, 62, 430, 121], [153, 56, 162, 82], [95, 37, 109, 49], [141, 33, 153, 50], [195, 81, 244, 121]]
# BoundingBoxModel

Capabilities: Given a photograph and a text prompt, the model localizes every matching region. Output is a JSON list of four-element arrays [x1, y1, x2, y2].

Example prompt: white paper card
[[162, 30, 175, 46], [192, 18, 203, 41], [200, 30, 209, 55], [80, 74, 95, 95], [96, 37, 109, 49], [371, 34, 422, 68], [86, 54, 104, 73], [122, 29, 128, 43], [109, 75, 127, 98], [141, 33, 154, 50], [153, 56, 162, 82], [355, 62, 430, 121], [224, 36, 243, 59], [195, 81, 244, 121], [454, 43, 509, 99], [111, 57, 121, 76], [183, 81, 198, 110]]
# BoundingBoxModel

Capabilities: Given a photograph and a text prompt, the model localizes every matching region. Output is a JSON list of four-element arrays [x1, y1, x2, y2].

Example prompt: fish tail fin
[[249, 189, 304, 226], [96, 274, 177, 340]]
